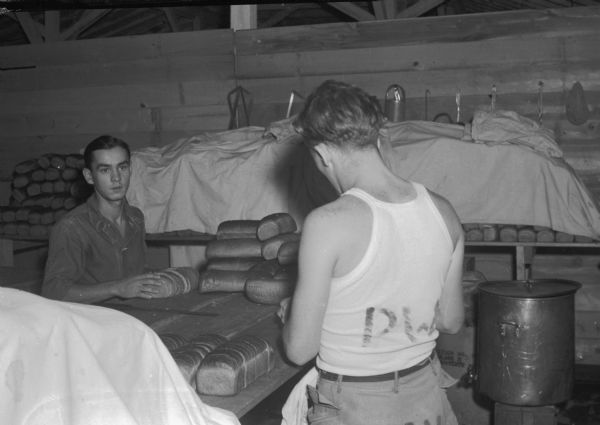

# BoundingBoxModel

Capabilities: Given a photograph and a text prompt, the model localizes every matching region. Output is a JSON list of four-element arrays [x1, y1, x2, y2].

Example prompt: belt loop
[[336, 375, 343, 393], [393, 370, 399, 393]]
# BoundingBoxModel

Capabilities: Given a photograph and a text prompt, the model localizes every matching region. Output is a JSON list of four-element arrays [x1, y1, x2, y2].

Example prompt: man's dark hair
[[83, 135, 131, 169], [294, 80, 384, 149]]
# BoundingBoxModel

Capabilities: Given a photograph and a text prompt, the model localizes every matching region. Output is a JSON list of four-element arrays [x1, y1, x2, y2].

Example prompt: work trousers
[[307, 358, 458, 425]]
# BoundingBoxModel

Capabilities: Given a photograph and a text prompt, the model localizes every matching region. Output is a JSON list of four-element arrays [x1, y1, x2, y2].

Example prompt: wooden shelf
[[0, 230, 216, 266], [465, 241, 600, 280]]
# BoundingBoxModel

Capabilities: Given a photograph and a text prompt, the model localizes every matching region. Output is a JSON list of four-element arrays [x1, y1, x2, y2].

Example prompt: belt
[[318, 352, 434, 383]]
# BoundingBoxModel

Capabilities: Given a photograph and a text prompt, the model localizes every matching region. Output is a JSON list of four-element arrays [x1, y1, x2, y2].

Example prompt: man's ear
[[82, 168, 94, 185], [313, 144, 332, 168]]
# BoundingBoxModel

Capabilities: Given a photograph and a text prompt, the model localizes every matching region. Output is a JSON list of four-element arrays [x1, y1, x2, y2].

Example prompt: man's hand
[[114, 273, 165, 299], [277, 297, 291, 324]]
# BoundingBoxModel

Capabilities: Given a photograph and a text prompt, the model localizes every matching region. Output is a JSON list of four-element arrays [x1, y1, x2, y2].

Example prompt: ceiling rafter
[[15, 12, 43, 43], [62, 9, 110, 39], [396, 0, 446, 18], [328, 2, 375, 21], [260, 4, 302, 27]]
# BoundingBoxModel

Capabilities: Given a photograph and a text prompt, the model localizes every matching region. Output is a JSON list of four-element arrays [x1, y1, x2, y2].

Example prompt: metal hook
[[491, 84, 497, 112], [537, 81, 544, 124], [286, 90, 305, 119], [455, 90, 462, 124], [227, 86, 251, 130]]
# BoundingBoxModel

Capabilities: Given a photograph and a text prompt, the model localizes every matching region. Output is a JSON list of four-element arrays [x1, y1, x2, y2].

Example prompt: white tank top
[[316, 182, 453, 376]]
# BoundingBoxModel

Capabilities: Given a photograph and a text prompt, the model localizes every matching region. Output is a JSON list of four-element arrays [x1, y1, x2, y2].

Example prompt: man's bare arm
[[58, 273, 165, 304], [282, 207, 338, 365]]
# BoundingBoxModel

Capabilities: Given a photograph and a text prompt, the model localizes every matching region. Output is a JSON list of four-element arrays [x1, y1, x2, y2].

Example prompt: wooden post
[[230, 5, 257, 30], [0, 238, 14, 266]]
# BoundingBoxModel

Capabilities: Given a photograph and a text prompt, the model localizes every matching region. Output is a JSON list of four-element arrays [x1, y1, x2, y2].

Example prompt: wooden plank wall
[[0, 29, 236, 201], [1, 6, 600, 205]]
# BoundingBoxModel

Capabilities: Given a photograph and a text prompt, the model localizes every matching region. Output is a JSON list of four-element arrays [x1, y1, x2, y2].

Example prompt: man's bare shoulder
[[303, 196, 369, 237], [427, 190, 464, 247]]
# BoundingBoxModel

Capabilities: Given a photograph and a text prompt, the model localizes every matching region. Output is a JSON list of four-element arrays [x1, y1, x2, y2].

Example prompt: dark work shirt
[[42, 195, 147, 301]]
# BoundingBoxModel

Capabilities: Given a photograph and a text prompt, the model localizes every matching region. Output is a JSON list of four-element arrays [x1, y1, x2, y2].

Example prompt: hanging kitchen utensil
[[455, 89, 464, 125], [286, 90, 305, 119], [384, 84, 406, 122], [424, 89, 430, 121], [490, 84, 497, 113], [227, 86, 251, 130], [537, 81, 544, 124], [565, 81, 591, 125]]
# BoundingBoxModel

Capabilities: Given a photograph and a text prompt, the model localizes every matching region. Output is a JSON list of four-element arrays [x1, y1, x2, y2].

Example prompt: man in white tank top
[[281, 80, 465, 425]]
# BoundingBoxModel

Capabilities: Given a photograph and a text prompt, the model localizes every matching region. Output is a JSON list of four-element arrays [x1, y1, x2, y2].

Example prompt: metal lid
[[478, 279, 581, 298]]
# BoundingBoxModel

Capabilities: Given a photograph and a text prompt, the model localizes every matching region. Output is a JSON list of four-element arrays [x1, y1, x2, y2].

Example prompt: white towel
[[281, 367, 318, 425]]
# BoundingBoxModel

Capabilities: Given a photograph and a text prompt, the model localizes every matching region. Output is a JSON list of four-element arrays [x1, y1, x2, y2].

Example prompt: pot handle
[[498, 320, 521, 337]]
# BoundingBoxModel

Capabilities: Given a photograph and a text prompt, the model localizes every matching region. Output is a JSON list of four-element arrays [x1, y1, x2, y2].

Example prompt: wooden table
[[0, 266, 302, 418], [99, 291, 302, 418]]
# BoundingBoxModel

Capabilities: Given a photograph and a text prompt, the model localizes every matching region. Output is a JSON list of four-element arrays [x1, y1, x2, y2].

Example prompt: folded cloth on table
[[0, 287, 239, 425]]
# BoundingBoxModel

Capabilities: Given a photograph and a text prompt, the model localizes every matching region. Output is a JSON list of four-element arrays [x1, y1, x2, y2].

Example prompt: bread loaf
[[465, 227, 483, 242], [245, 261, 296, 304], [170, 334, 227, 388], [499, 226, 518, 242], [517, 226, 536, 243], [160, 334, 190, 351], [206, 238, 263, 259], [481, 224, 498, 242], [196, 335, 275, 396], [261, 233, 301, 260], [198, 269, 252, 293], [153, 267, 200, 298], [277, 240, 300, 265], [245, 277, 294, 305], [206, 258, 264, 272], [555, 232, 574, 243], [257, 212, 297, 241], [249, 259, 282, 277], [216, 220, 259, 240], [14, 159, 38, 175]]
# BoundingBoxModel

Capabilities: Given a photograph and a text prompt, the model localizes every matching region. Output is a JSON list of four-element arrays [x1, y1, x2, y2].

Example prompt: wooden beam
[[231, 5, 257, 30], [162, 7, 180, 32], [16, 12, 44, 44], [372, 1, 386, 20], [260, 5, 301, 28], [396, 0, 446, 18], [44, 10, 60, 42], [61, 9, 110, 40], [329, 2, 375, 21], [383, 0, 398, 19]]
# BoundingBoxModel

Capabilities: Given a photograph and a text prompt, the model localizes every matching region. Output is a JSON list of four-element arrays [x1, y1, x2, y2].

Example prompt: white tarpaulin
[[127, 117, 600, 267], [0, 287, 240, 425]]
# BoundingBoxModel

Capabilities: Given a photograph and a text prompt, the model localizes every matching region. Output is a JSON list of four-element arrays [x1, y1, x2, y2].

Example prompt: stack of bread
[[0, 153, 92, 238], [199, 212, 300, 305]]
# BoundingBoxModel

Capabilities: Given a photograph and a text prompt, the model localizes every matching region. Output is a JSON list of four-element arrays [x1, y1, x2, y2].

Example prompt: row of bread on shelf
[[462, 223, 598, 243]]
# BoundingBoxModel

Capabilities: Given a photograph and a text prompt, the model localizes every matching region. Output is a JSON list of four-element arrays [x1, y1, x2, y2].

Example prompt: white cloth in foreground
[[0, 288, 239, 425], [281, 367, 318, 425]]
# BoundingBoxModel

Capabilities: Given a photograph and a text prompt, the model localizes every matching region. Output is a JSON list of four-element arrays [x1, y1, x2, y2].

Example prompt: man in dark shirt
[[42, 135, 163, 304]]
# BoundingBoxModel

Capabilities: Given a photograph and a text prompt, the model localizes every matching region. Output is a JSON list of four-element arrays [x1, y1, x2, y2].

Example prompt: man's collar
[[85, 195, 142, 233]]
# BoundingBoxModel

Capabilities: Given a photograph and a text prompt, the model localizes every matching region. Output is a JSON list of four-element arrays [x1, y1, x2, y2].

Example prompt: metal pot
[[476, 279, 581, 406]]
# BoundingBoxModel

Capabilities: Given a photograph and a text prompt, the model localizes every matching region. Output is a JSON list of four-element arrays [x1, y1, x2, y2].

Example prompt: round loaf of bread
[[245, 277, 294, 305], [257, 212, 297, 241]]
